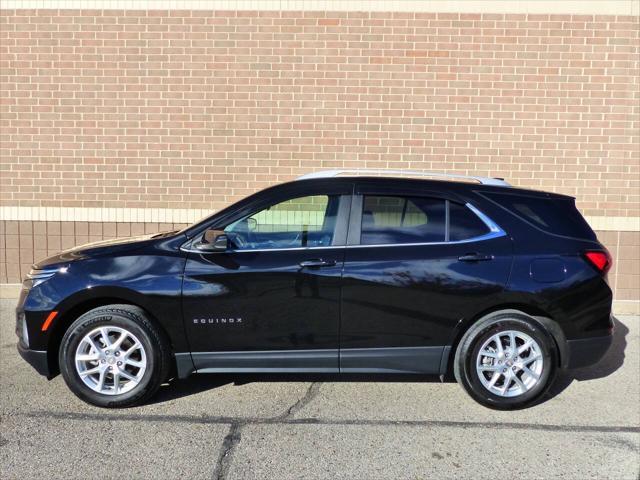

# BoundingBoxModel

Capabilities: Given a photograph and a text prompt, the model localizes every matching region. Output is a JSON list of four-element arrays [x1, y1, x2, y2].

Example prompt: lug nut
[[100, 359, 105, 364], [105, 351, 110, 355], [117, 361, 122, 366], [115, 352, 120, 357]]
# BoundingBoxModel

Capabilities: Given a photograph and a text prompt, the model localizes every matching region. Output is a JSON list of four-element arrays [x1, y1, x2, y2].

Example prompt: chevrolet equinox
[[16, 170, 614, 409]]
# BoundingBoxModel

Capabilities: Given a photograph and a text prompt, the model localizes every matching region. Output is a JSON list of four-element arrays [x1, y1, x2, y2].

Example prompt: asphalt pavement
[[1, 298, 638, 479]]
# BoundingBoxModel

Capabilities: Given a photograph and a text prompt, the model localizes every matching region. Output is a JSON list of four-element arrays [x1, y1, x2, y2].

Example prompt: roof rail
[[296, 169, 511, 187]]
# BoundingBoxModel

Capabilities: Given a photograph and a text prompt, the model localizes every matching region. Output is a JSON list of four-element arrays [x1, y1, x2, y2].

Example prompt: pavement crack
[[212, 422, 242, 480], [273, 382, 322, 421]]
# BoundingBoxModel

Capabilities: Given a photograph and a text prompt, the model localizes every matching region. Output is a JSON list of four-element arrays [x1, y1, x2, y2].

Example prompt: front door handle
[[299, 259, 337, 268], [458, 253, 494, 262]]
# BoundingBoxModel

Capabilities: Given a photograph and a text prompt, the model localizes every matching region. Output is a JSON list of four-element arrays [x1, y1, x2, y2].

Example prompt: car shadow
[[149, 316, 629, 407], [149, 372, 443, 405], [545, 316, 628, 400]]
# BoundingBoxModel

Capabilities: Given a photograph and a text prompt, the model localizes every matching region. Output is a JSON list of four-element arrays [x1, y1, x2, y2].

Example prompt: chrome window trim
[[180, 244, 346, 254], [466, 202, 503, 233], [345, 230, 505, 249], [180, 202, 506, 253]]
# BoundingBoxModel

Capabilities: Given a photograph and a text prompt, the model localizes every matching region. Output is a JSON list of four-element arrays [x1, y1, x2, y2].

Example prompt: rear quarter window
[[482, 192, 596, 240], [449, 202, 490, 241]]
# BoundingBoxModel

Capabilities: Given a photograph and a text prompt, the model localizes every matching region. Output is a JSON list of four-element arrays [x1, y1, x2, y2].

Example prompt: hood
[[33, 231, 178, 269]]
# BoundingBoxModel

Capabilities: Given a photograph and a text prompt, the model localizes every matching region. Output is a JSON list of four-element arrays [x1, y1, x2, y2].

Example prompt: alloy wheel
[[74, 326, 147, 395], [476, 330, 544, 398]]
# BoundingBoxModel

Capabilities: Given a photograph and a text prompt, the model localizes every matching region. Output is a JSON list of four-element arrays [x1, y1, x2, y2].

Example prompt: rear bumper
[[566, 334, 613, 369], [17, 342, 51, 377]]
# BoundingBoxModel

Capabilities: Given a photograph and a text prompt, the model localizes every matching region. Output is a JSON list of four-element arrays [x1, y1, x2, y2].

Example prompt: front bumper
[[566, 333, 613, 369], [17, 342, 51, 378]]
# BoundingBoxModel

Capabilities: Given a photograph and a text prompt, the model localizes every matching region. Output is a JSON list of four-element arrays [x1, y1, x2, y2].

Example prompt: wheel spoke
[[96, 370, 106, 391], [512, 373, 528, 393], [481, 350, 498, 359], [125, 358, 144, 368], [495, 335, 505, 356], [111, 331, 127, 350], [100, 328, 112, 347], [522, 354, 541, 365], [517, 340, 533, 355], [487, 372, 501, 388], [509, 331, 516, 353], [124, 342, 141, 357], [522, 365, 540, 381], [119, 369, 136, 381], [79, 366, 100, 376], [501, 376, 512, 394], [76, 353, 100, 362], [86, 336, 101, 354], [478, 364, 501, 372], [112, 372, 120, 394]]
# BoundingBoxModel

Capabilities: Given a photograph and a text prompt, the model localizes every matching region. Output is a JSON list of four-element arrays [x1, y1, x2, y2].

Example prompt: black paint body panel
[[340, 236, 513, 351], [182, 247, 345, 355]]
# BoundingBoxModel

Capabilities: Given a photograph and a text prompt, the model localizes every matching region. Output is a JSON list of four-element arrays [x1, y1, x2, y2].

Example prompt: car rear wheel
[[454, 312, 557, 410], [59, 304, 171, 408]]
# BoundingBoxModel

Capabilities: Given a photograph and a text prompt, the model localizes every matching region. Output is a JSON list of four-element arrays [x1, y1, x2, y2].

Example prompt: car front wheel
[[59, 304, 171, 408], [454, 312, 557, 410]]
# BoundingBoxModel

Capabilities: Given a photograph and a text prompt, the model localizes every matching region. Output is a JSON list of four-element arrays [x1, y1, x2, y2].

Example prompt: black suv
[[16, 170, 613, 409]]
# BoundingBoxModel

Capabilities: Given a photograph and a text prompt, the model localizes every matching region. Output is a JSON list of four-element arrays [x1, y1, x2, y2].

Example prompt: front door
[[182, 185, 351, 373]]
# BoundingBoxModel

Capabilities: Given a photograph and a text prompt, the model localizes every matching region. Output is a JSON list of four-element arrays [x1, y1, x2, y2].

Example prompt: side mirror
[[198, 229, 228, 251]]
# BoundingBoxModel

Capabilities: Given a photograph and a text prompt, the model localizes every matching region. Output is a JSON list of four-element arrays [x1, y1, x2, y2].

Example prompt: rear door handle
[[299, 259, 337, 268], [458, 253, 494, 262]]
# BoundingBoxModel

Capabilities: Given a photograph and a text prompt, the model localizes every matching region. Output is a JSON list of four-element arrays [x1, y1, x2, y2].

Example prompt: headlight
[[16, 311, 28, 347], [25, 266, 67, 288], [21, 313, 29, 347]]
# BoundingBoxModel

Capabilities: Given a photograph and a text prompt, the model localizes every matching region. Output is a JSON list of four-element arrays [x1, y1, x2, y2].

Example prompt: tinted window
[[361, 195, 446, 245], [449, 202, 490, 241], [225, 195, 339, 250], [483, 192, 596, 240]]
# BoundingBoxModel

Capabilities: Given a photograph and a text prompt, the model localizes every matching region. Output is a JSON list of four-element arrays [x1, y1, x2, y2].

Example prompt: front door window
[[224, 194, 340, 250]]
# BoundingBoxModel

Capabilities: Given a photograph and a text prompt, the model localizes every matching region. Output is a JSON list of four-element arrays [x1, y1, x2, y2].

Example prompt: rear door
[[340, 184, 513, 373]]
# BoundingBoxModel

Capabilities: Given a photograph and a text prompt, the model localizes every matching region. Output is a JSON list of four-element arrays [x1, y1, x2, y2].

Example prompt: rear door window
[[360, 196, 446, 245]]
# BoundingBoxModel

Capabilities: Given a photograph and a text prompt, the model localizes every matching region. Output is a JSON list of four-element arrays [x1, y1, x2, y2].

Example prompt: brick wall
[[0, 8, 638, 309], [0, 10, 638, 215]]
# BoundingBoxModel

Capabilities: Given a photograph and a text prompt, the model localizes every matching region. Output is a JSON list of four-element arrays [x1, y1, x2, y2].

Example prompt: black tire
[[454, 311, 557, 410], [59, 304, 171, 408]]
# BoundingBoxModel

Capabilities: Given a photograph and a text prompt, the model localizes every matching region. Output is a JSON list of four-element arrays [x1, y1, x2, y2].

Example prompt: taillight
[[583, 250, 612, 275]]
